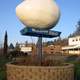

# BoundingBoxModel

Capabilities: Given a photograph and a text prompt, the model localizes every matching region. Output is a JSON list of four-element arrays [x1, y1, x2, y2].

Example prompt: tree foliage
[[9, 43, 14, 49], [74, 20, 80, 36], [69, 20, 80, 37], [15, 42, 20, 51], [3, 31, 8, 56]]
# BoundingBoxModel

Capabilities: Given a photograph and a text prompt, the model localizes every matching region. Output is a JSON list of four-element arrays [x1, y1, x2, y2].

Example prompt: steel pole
[[37, 37, 42, 65]]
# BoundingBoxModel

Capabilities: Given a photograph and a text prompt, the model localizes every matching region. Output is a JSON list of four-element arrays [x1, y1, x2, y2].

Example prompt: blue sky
[[0, 0, 80, 45]]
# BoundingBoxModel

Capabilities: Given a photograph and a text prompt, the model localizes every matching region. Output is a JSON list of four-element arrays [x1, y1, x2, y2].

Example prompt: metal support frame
[[37, 37, 42, 65]]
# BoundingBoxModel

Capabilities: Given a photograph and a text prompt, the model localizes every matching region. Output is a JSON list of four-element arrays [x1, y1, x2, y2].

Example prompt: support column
[[37, 37, 42, 65]]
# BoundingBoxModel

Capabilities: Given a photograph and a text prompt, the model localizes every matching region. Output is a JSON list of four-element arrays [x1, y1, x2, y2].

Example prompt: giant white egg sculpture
[[16, 0, 60, 30]]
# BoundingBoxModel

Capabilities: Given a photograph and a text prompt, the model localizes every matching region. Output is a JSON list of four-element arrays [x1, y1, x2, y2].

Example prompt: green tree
[[72, 20, 80, 36], [15, 42, 20, 51], [9, 43, 14, 50], [3, 31, 8, 56]]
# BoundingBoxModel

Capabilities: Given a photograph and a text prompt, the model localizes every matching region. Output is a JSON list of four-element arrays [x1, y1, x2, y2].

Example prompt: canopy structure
[[20, 27, 61, 38], [62, 45, 80, 50]]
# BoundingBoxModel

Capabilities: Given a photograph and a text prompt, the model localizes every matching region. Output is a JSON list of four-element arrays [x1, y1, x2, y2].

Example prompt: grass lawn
[[75, 63, 80, 80], [66, 55, 80, 80], [67, 61, 80, 80], [0, 56, 10, 80]]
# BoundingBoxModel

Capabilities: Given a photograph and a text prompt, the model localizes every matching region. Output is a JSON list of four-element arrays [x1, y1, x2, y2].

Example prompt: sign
[[20, 28, 61, 38]]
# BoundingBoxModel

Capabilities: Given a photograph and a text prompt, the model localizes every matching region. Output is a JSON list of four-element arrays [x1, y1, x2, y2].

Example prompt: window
[[76, 39, 78, 41], [51, 49, 54, 50], [72, 39, 74, 42]]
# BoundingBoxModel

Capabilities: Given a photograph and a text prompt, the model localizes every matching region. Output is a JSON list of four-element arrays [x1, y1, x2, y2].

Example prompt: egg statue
[[16, 0, 60, 30]]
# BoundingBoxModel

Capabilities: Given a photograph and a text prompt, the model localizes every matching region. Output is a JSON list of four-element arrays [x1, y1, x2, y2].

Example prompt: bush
[[12, 55, 65, 66], [0, 56, 10, 80], [42, 59, 65, 66], [66, 55, 78, 62], [8, 50, 28, 59]]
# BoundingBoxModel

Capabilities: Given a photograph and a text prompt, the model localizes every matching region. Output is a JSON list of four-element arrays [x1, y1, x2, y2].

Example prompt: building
[[19, 43, 36, 56], [18, 42, 62, 56], [43, 45, 62, 55], [62, 36, 80, 55]]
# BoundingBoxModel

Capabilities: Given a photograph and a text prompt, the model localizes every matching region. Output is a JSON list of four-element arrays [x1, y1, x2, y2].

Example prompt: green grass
[[0, 56, 10, 80], [66, 60, 80, 80], [0, 70, 6, 80], [73, 62, 80, 80]]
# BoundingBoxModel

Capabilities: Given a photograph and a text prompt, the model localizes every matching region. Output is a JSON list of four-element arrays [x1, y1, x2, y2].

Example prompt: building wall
[[69, 50, 80, 55], [19, 43, 62, 56], [43, 45, 62, 55], [69, 36, 80, 45], [62, 36, 80, 55], [19, 43, 36, 56], [20, 47, 32, 53]]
